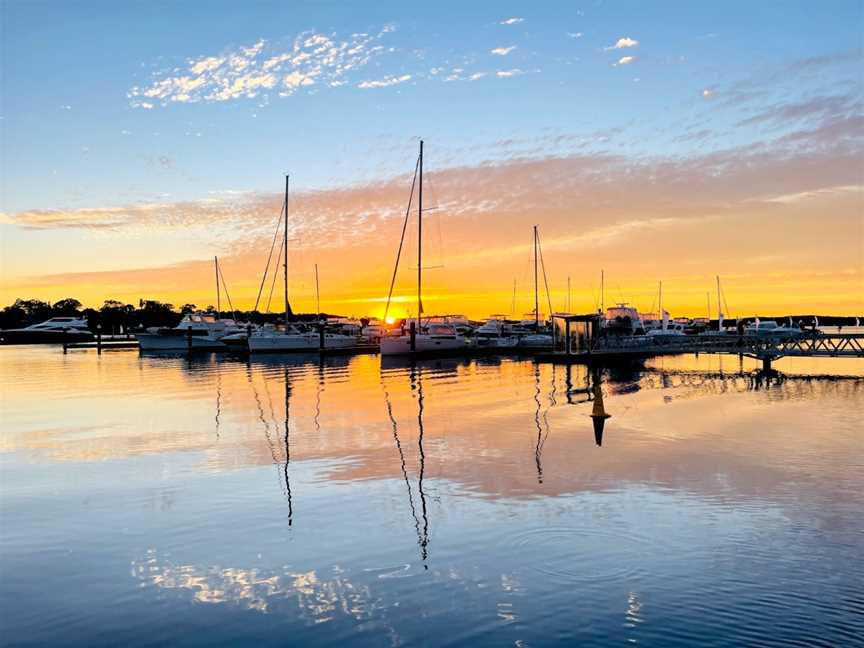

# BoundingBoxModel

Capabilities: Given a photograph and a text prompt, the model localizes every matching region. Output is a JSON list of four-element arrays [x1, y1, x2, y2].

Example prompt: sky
[[1, 0, 862, 319]]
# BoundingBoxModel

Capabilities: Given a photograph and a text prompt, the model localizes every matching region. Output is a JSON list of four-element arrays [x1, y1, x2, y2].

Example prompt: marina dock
[[537, 328, 864, 371]]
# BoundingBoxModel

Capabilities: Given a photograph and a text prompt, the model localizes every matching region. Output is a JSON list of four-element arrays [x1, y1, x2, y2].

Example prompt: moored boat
[[136, 313, 242, 351], [246, 324, 357, 352], [381, 321, 466, 355], [744, 320, 803, 339], [0, 316, 94, 344], [381, 141, 467, 356]]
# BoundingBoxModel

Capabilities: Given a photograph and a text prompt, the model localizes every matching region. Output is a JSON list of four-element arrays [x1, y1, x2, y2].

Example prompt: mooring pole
[[96, 325, 102, 354], [187, 326, 193, 353], [410, 321, 416, 352], [63, 328, 68, 354]]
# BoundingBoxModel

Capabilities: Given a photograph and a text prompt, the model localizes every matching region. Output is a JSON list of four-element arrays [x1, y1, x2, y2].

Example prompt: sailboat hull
[[136, 333, 227, 351], [380, 334, 467, 356], [248, 334, 357, 353]]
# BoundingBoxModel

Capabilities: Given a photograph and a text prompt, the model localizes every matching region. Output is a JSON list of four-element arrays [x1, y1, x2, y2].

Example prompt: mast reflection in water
[[1, 348, 862, 647], [383, 363, 430, 568]]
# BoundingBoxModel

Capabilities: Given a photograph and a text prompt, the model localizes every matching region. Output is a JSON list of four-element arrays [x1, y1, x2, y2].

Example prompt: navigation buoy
[[590, 383, 611, 446]]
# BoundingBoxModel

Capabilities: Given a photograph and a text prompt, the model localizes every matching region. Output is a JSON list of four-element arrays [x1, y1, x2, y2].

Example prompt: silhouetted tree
[[13, 299, 52, 317], [51, 298, 82, 315], [100, 300, 135, 332], [180, 303, 197, 315], [81, 308, 100, 330], [136, 300, 180, 328], [0, 303, 26, 329]]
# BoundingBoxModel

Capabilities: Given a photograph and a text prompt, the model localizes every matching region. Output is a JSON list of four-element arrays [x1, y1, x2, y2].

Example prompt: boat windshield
[[607, 307, 638, 320], [427, 324, 456, 336]]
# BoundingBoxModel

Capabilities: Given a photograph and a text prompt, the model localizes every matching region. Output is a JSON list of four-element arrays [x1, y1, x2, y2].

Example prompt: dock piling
[[409, 321, 416, 351]]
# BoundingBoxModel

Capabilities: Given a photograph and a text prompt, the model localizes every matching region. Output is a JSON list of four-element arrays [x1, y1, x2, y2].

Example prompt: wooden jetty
[[63, 333, 138, 353]]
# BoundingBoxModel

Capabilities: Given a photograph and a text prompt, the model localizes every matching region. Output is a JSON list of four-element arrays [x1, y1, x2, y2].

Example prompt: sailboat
[[381, 141, 467, 356], [646, 281, 684, 337], [244, 176, 357, 353], [518, 225, 554, 347]]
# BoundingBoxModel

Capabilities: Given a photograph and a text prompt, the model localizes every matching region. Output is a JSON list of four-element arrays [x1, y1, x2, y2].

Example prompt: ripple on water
[[501, 524, 663, 587]]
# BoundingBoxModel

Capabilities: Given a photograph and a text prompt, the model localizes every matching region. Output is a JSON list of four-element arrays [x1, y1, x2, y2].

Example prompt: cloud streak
[[129, 28, 395, 107], [357, 74, 412, 89]]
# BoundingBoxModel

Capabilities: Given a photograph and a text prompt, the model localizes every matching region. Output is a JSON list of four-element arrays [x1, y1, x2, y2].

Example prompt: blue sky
[[3, 0, 860, 211]]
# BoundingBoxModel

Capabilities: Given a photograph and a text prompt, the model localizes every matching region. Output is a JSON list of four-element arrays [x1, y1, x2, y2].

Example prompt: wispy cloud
[[606, 37, 639, 50], [491, 46, 516, 56], [496, 69, 524, 78], [735, 93, 862, 128], [500, 17, 524, 25], [567, 32, 583, 39], [357, 74, 412, 89], [702, 88, 715, 99], [443, 68, 489, 82], [614, 56, 636, 66], [711, 49, 862, 110], [129, 27, 395, 107], [7, 107, 862, 318]]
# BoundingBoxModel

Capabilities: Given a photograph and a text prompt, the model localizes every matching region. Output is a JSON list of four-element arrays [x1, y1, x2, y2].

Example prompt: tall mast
[[284, 175, 291, 323], [533, 225, 539, 327], [567, 275, 571, 313], [601, 269, 605, 314], [314, 263, 320, 319], [716, 275, 722, 321], [417, 140, 423, 330], [707, 292, 712, 321], [215, 256, 220, 318], [659, 280, 663, 329]]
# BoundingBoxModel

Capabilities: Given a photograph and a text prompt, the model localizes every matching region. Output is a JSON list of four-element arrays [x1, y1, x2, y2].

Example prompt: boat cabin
[[551, 314, 603, 355]]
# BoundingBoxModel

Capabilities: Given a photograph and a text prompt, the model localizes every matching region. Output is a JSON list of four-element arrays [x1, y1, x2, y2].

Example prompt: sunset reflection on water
[[1, 347, 862, 646]]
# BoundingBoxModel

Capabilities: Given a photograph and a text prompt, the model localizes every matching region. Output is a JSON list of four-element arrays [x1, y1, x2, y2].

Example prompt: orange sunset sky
[[1, 3, 862, 319]]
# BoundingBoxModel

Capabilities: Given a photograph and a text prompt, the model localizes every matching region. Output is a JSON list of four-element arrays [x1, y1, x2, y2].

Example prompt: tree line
[[0, 298, 331, 333]]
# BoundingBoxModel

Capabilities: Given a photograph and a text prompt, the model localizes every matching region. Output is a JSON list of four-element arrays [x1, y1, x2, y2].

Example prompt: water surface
[[1, 347, 862, 646]]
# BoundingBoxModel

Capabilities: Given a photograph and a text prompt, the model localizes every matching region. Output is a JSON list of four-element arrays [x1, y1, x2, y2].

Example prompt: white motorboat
[[0, 316, 94, 344], [745, 320, 802, 339], [381, 141, 467, 356], [136, 313, 242, 351], [476, 316, 511, 337], [474, 316, 520, 347], [361, 320, 387, 343], [646, 311, 686, 337], [603, 304, 644, 335]]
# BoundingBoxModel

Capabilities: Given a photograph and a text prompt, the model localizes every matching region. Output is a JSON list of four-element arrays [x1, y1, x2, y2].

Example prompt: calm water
[[1, 346, 862, 647]]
